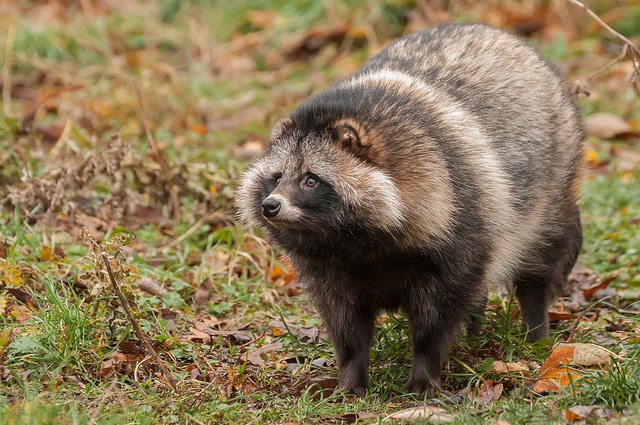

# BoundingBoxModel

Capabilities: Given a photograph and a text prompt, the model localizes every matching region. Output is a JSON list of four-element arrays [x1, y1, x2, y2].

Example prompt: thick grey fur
[[236, 23, 584, 396]]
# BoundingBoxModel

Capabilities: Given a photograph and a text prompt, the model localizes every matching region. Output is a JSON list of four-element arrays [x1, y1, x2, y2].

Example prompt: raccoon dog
[[236, 23, 584, 395]]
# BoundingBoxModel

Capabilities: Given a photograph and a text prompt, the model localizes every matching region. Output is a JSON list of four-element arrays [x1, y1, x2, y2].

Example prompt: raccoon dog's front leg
[[404, 293, 463, 396], [316, 297, 375, 397]]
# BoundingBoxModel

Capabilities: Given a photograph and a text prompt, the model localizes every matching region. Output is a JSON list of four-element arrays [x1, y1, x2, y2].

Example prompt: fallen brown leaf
[[533, 343, 622, 393], [562, 343, 623, 366], [136, 277, 167, 298], [189, 321, 254, 344], [271, 257, 294, 281], [491, 360, 529, 374], [246, 342, 284, 367], [119, 340, 143, 355], [583, 274, 618, 300], [474, 379, 503, 404], [548, 309, 574, 322], [564, 405, 612, 422], [98, 351, 143, 377], [267, 320, 326, 343], [383, 405, 452, 423], [585, 112, 632, 139], [6, 288, 34, 309]]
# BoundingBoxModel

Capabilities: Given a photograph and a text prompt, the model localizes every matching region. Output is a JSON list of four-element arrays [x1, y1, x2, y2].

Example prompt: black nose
[[262, 198, 281, 218]]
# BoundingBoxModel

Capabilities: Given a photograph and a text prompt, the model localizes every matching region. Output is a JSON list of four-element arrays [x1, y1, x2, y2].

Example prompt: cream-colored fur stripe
[[343, 69, 546, 286]]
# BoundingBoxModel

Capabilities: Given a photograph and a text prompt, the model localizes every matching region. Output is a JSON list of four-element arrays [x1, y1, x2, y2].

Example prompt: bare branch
[[567, 0, 640, 93], [102, 254, 178, 391]]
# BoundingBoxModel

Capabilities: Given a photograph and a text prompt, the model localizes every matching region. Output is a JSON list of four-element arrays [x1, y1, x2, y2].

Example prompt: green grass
[[1, 0, 640, 424]]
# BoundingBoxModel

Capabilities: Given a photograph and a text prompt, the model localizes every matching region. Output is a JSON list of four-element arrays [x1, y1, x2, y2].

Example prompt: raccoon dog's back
[[236, 23, 584, 396]]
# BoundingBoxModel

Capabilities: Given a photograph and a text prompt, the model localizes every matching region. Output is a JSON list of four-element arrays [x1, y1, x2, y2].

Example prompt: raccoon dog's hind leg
[[515, 208, 582, 342]]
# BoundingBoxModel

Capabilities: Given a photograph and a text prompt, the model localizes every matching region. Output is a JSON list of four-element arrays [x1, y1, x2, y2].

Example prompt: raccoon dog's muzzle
[[262, 197, 281, 218], [261, 192, 303, 227]]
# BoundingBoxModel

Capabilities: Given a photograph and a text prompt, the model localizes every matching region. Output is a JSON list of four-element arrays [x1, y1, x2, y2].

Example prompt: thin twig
[[101, 254, 178, 390], [567, 0, 640, 92], [568, 0, 639, 54], [585, 44, 630, 84], [238, 330, 267, 349]]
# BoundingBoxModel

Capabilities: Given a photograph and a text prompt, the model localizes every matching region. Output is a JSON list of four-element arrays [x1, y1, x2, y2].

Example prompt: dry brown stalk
[[101, 254, 178, 391], [568, 0, 640, 93]]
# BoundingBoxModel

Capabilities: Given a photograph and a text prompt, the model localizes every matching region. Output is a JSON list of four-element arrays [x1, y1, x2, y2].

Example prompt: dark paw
[[524, 326, 548, 343], [338, 372, 369, 398], [404, 376, 440, 397], [339, 383, 368, 398]]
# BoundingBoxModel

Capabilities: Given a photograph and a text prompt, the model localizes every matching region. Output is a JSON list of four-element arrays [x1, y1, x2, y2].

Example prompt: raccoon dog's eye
[[273, 173, 282, 185], [305, 175, 318, 188]]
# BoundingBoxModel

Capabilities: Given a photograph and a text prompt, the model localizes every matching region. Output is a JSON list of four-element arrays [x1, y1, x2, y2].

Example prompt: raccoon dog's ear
[[331, 119, 371, 160], [268, 118, 294, 146]]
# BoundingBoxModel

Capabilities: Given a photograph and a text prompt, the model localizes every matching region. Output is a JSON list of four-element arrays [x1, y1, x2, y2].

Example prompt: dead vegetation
[[0, 1, 639, 424]]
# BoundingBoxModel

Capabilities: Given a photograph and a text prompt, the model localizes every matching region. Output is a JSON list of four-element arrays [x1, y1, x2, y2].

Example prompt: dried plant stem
[[568, 0, 639, 53], [3, 25, 16, 117], [585, 44, 630, 83], [101, 254, 178, 391], [567, 0, 640, 91]]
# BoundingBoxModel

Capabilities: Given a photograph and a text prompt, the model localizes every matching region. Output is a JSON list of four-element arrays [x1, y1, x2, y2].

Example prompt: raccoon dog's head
[[236, 116, 404, 251]]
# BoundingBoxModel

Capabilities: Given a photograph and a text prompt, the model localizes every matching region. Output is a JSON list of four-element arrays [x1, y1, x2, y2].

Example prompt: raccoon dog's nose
[[262, 198, 281, 218]]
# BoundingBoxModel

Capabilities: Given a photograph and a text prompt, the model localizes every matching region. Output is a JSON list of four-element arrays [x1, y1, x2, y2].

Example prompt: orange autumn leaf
[[40, 246, 52, 262], [40, 246, 64, 262], [533, 343, 621, 393], [190, 123, 207, 135], [271, 257, 296, 284], [0, 260, 24, 287], [584, 148, 600, 165], [534, 345, 579, 393]]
